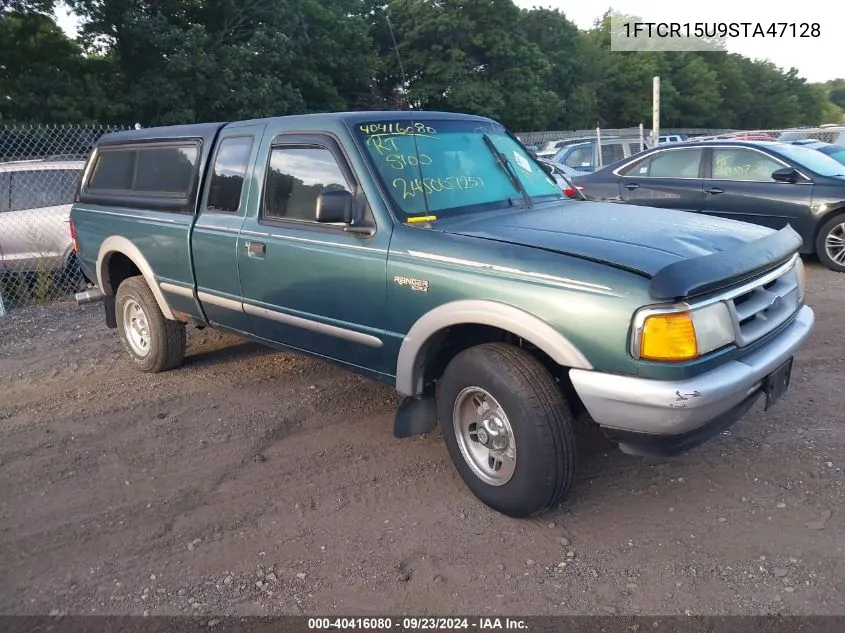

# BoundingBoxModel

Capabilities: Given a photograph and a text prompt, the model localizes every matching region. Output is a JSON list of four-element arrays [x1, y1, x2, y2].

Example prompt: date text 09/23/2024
[[307, 618, 528, 630]]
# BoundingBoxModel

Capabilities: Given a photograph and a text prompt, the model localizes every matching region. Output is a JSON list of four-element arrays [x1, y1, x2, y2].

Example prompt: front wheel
[[816, 214, 845, 272], [437, 343, 577, 517], [116, 276, 186, 372]]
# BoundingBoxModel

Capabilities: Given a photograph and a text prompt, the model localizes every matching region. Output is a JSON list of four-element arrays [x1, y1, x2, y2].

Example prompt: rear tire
[[815, 214, 845, 272], [115, 276, 186, 372], [436, 343, 577, 517]]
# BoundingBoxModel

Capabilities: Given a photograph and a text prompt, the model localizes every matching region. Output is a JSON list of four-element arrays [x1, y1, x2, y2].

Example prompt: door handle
[[624, 183, 640, 190], [705, 187, 724, 195], [246, 241, 266, 258]]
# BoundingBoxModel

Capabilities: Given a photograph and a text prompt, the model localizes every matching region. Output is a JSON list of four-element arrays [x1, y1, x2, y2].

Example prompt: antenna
[[385, 8, 433, 221]]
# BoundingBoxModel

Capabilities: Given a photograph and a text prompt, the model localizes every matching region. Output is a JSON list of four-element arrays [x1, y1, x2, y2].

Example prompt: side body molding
[[96, 235, 175, 321], [395, 299, 593, 396]]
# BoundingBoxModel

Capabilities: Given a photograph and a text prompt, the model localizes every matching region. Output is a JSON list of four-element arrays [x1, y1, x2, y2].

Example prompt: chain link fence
[[514, 127, 803, 148], [0, 124, 131, 312], [516, 125, 845, 150]]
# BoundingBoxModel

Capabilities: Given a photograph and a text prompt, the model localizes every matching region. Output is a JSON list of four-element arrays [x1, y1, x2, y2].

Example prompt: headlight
[[795, 257, 806, 303], [634, 302, 735, 362]]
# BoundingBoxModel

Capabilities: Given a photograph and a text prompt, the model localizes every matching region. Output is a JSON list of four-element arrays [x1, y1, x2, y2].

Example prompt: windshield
[[774, 144, 845, 176], [819, 146, 845, 166], [353, 119, 562, 219]]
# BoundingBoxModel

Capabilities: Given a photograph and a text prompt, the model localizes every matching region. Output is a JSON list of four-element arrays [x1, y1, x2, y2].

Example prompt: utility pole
[[652, 76, 660, 146]]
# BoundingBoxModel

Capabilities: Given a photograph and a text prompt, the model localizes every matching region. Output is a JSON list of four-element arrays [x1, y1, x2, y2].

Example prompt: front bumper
[[568, 305, 814, 456]]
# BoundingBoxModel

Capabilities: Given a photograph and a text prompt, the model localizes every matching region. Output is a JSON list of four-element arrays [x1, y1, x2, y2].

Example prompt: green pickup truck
[[69, 111, 814, 517]]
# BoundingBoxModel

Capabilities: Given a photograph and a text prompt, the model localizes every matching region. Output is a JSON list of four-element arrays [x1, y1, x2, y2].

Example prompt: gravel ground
[[0, 261, 843, 617]]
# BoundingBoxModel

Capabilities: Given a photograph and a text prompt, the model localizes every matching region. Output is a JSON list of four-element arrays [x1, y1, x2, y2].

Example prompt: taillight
[[69, 216, 78, 252], [564, 185, 583, 199]]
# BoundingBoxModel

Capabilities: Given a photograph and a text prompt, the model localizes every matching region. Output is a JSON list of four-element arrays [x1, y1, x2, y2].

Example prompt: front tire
[[116, 276, 186, 372], [815, 214, 845, 272], [437, 343, 577, 517]]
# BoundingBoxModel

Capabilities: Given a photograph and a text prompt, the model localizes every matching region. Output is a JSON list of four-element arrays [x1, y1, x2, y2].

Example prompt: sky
[[54, 0, 842, 83]]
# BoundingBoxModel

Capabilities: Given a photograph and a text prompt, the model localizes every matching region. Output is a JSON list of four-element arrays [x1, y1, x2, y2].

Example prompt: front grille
[[725, 258, 801, 347]]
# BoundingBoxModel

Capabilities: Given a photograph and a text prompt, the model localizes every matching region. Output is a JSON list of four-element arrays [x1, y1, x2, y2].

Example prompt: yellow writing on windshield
[[392, 176, 485, 199], [359, 122, 438, 137]]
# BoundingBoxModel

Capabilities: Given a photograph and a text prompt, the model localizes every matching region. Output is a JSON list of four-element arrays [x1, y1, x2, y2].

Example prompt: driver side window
[[263, 146, 351, 222], [711, 148, 784, 182]]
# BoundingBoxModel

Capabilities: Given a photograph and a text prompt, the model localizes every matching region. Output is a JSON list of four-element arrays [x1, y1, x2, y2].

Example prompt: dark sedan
[[572, 140, 845, 272]]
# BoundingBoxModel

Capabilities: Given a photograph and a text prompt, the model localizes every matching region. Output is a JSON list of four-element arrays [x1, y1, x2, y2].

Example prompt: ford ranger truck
[[69, 112, 814, 517]]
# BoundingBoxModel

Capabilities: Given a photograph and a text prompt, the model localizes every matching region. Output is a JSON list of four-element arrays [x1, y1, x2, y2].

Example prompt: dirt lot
[[0, 261, 843, 617]]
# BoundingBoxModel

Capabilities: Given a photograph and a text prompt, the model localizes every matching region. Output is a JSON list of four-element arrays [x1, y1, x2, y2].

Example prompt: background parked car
[[571, 140, 845, 271], [658, 134, 688, 144], [784, 139, 845, 165], [550, 137, 648, 173], [534, 136, 601, 159], [0, 159, 85, 276], [536, 158, 585, 199]]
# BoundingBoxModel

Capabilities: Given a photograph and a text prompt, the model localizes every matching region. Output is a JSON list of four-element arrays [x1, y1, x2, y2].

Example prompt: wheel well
[[106, 252, 141, 295], [420, 324, 588, 420], [815, 208, 845, 246]]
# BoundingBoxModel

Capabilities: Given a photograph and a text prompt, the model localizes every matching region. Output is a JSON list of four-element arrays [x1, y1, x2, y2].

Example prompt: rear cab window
[[84, 141, 201, 211], [206, 136, 254, 214]]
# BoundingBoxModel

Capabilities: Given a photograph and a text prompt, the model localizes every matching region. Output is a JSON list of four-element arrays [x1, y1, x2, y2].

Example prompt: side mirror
[[771, 167, 802, 183], [316, 189, 354, 223]]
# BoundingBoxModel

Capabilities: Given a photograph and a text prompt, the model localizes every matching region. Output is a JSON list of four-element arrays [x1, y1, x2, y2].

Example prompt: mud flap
[[104, 296, 117, 329], [394, 394, 438, 438]]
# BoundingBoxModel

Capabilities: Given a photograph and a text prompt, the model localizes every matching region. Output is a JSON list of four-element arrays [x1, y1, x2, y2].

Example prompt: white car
[[0, 160, 84, 274]]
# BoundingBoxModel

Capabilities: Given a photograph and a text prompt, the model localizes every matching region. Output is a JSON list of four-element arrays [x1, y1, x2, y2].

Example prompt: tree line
[[1, 0, 842, 132]]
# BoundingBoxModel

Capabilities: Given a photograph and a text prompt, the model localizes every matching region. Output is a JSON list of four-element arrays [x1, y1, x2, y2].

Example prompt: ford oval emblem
[[769, 294, 783, 310]]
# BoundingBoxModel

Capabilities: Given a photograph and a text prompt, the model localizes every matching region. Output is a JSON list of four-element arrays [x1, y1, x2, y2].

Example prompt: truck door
[[191, 125, 266, 332], [236, 132, 390, 376]]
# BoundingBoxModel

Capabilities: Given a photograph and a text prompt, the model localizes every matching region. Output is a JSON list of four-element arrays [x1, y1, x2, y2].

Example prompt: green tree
[[829, 87, 845, 110], [372, 0, 560, 131], [66, 0, 378, 124], [517, 7, 586, 129], [0, 11, 121, 123], [660, 53, 722, 127]]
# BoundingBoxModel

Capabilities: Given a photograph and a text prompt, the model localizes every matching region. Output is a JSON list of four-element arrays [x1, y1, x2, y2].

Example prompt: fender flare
[[96, 235, 175, 320], [395, 299, 593, 396]]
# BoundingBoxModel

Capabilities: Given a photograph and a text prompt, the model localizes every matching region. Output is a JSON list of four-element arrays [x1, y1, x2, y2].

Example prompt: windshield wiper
[[482, 133, 532, 209]]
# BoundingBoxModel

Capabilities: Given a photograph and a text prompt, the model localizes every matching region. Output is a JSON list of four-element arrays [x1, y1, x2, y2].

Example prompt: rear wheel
[[816, 214, 845, 272], [115, 276, 186, 372], [437, 343, 577, 517]]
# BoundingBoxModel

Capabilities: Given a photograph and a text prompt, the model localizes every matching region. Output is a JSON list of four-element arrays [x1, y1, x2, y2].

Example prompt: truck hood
[[435, 201, 774, 278]]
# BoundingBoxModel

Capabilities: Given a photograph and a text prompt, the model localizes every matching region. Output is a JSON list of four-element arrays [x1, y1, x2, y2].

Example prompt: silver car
[[0, 160, 84, 274]]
